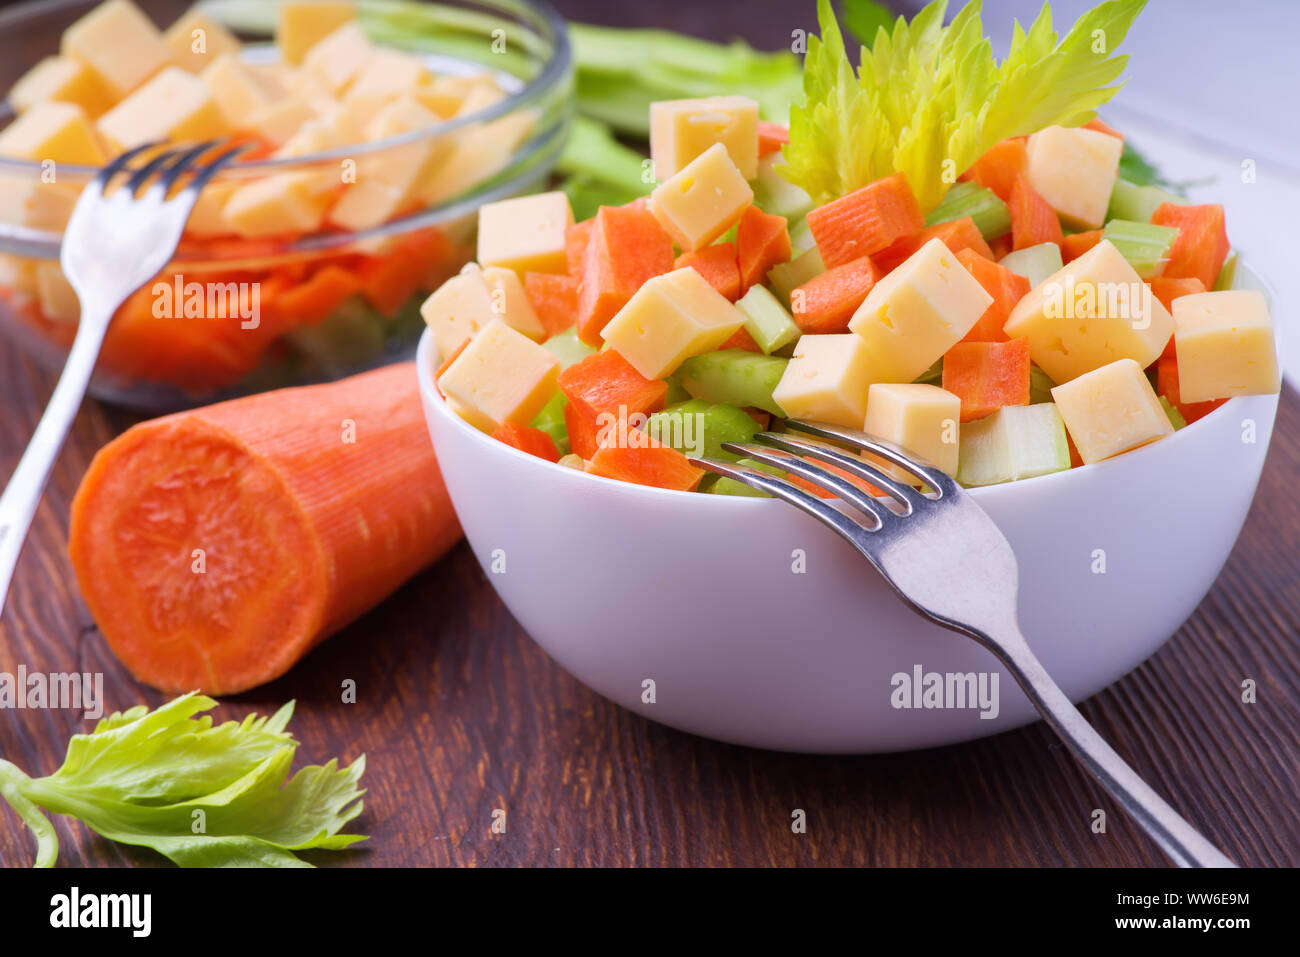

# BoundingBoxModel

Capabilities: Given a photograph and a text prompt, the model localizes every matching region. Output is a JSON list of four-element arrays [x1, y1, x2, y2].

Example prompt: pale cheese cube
[[771, 334, 875, 429], [1171, 290, 1279, 402], [0, 177, 79, 232], [863, 383, 961, 477], [601, 267, 746, 379], [0, 255, 39, 296], [418, 111, 535, 206], [482, 266, 545, 340], [455, 82, 506, 117], [649, 142, 752, 252], [222, 172, 330, 238], [96, 66, 227, 151], [326, 97, 443, 229], [242, 96, 319, 148], [301, 22, 374, 94], [327, 181, 409, 232], [0, 102, 106, 164], [163, 9, 241, 73], [61, 0, 175, 99], [420, 263, 497, 359], [848, 238, 992, 383], [650, 95, 759, 180], [9, 56, 113, 119], [343, 49, 430, 112], [278, 1, 357, 66], [34, 262, 80, 322], [477, 191, 574, 276], [185, 181, 237, 237], [1050, 358, 1173, 464], [413, 74, 477, 118], [1004, 240, 1174, 384], [437, 319, 561, 432], [201, 55, 277, 128], [1025, 125, 1123, 230]]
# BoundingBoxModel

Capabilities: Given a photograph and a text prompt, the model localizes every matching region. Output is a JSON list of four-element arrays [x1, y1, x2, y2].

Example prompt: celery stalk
[[543, 328, 597, 369], [708, 457, 780, 496], [998, 243, 1063, 289], [531, 391, 570, 455], [1159, 395, 1187, 431], [766, 248, 826, 303], [678, 350, 789, 416], [1213, 251, 1238, 291], [1102, 219, 1180, 279], [1106, 179, 1185, 223], [925, 182, 1011, 239], [736, 285, 801, 355], [645, 399, 760, 462]]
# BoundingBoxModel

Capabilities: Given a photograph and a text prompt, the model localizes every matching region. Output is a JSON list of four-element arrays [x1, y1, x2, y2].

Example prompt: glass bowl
[[0, 0, 573, 409]]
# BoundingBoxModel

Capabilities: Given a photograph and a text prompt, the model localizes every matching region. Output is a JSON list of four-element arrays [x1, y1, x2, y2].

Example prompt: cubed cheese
[[9, 56, 113, 118], [201, 55, 277, 127], [437, 319, 561, 432], [413, 74, 476, 118], [650, 95, 759, 180], [482, 266, 546, 340], [60, 0, 175, 100], [1050, 358, 1173, 464], [1004, 239, 1174, 384], [185, 181, 237, 237], [96, 66, 227, 151], [455, 81, 506, 117], [0, 177, 79, 231], [242, 96, 318, 148], [649, 143, 753, 252], [848, 238, 992, 383], [863, 383, 961, 477], [1171, 290, 1280, 402], [301, 22, 374, 94], [326, 97, 443, 230], [1025, 125, 1124, 230], [0, 101, 105, 164], [601, 267, 746, 379], [477, 191, 574, 276], [222, 172, 330, 238], [34, 262, 80, 322], [420, 263, 497, 359], [0, 254, 39, 296], [343, 49, 430, 112], [163, 9, 241, 73], [278, 1, 357, 66], [772, 334, 876, 428], [418, 111, 535, 206]]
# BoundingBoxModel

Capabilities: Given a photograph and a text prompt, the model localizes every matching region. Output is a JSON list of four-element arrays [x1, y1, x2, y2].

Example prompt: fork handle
[[0, 303, 116, 617], [987, 623, 1237, 868]]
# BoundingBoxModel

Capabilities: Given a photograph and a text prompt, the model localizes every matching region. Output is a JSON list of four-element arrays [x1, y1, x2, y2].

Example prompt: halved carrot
[[806, 172, 924, 268], [1156, 354, 1227, 424], [1083, 118, 1123, 140], [67, 361, 462, 694], [565, 218, 595, 276], [757, 121, 789, 157], [1060, 229, 1103, 263], [942, 337, 1032, 421], [960, 138, 1028, 203], [586, 441, 704, 491], [491, 422, 561, 462], [675, 242, 741, 301], [559, 349, 668, 458], [1009, 175, 1064, 250], [736, 205, 791, 292], [357, 227, 454, 316], [956, 248, 1030, 343], [576, 204, 674, 345], [1150, 203, 1229, 290], [719, 326, 762, 353], [874, 216, 993, 274], [1148, 276, 1206, 313], [524, 272, 579, 337], [790, 254, 880, 334]]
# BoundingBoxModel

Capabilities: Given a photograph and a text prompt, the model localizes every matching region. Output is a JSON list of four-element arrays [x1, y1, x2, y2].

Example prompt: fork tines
[[96, 140, 250, 201]]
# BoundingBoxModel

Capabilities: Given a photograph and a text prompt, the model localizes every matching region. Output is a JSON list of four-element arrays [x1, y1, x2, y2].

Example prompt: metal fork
[[0, 141, 246, 616], [694, 420, 1237, 868]]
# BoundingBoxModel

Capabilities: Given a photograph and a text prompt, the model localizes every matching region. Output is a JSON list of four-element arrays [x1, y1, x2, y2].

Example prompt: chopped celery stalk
[[736, 285, 801, 355], [925, 182, 1011, 240], [998, 243, 1063, 289], [1102, 219, 1180, 279], [1160, 395, 1187, 431], [664, 375, 691, 405], [678, 350, 789, 417], [1214, 251, 1238, 291], [766, 247, 825, 303], [558, 453, 585, 470], [709, 457, 780, 496], [530, 391, 570, 456], [1106, 179, 1185, 224], [753, 154, 814, 222], [956, 404, 1070, 487], [284, 296, 386, 375], [543, 328, 597, 369], [913, 357, 943, 385], [1028, 364, 1056, 404], [558, 115, 651, 199], [788, 217, 815, 254], [645, 399, 760, 462]]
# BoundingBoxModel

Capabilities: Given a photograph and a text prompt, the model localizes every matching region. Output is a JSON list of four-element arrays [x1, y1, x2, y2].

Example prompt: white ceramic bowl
[[417, 266, 1280, 753]]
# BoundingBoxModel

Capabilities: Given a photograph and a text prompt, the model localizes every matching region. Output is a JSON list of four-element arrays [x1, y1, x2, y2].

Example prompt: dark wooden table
[[2, 0, 1298, 869]]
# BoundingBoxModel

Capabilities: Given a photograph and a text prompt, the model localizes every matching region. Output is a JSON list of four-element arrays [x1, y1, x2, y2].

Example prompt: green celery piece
[[1102, 219, 1180, 279], [736, 285, 801, 355], [767, 247, 826, 303], [957, 403, 1070, 487], [664, 375, 691, 405], [913, 357, 943, 385], [998, 242, 1063, 289], [678, 350, 789, 417], [1159, 395, 1187, 431], [1214, 251, 1239, 291], [543, 328, 597, 369], [1029, 364, 1057, 404], [842, 0, 896, 48], [753, 154, 814, 223], [557, 115, 651, 200], [530, 391, 570, 456], [284, 296, 386, 376], [645, 399, 760, 462], [788, 217, 815, 254], [1106, 179, 1185, 223], [563, 174, 640, 223], [925, 182, 1011, 240], [709, 457, 781, 497]]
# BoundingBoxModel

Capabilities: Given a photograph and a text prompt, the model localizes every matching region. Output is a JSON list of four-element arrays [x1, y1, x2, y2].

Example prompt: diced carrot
[[956, 248, 1030, 343], [719, 326, 762, 353], [563, 401, 602, 461], [272, 264, 360, 329], [565, 218, 595, 277], [942, 337, 1032, 421], [757, 121, 789, 157], [67, 362, 462, 694], [1148, 276, 1206, 313], [790, 254, 880, 334], [586, 441, 704, 492], [1009, 175, 1064, 250], [559, 349, 668, 458], [806, 172, 925, 268], [576, 205, 674, 345], [1151, 203, 1229, 290], [1066, 432, 1084, 468], [491, 422, 561, 462], [1156, 354, 1227, 425], [1060, 229, 1103, 263], [675, 242, 741, 301], [960, 138, 1028, 203], [1083, 118, 1123, 140], [743, 408, 770, 429], [989, 234, 1013, 260], [788, 461, 886, 499], [524, 272, 579, 337], [874, 216, 993, 274], [736, 205, 791, 292], [356, 227, 453, 316]]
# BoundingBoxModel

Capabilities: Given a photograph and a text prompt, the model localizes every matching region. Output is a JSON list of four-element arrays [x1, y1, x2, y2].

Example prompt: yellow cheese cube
[[200, 55, 277, 128], [9, 56, 113, 119], [418, 111, 535, 205], [482, 266, 546, 340], [848, 238, 993, 383], [1025, 125, 1123, 230], [0, 177, 79, 232], [222, 172, 329, 238], [0, 255, 39, 296], [437, 319, 561, 432], [242, 96, 319, 148], [601, 267, 746, 379], [476, 191, 574, 275], [301, 22, 374, 94], [771, 334, 875, 429], [1171, 290, 1280, 402], [649, 143, 753, 252], [650, 95, 759, 180], [420, 263, 497, 359], [163, 9, 241, 73], [1050, 358, 1173, 464], [61, 0, 175, 100], [326, 97, 443, 229], [276, 102, 365, 158], [413, 74, 477, 118], [454, 80, 507, 117], [34, 262, 80, 322], [278, 1, 357, 66], [1004, 240, 1174, 384], [863, 383, 961, 477], [96, 66, 227, 151], [0, 102, 105, 164], [343, 49, 430, 112], [185, 181, 236, 237]]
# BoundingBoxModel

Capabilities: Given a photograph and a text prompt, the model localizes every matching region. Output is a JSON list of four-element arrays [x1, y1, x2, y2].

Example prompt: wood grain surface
[[0, 0, 1297, 869]]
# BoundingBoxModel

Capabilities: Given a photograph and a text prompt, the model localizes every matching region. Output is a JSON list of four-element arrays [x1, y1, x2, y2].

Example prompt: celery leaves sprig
[[0, 693, 366, 868], [783, 0, 1146, 212]]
